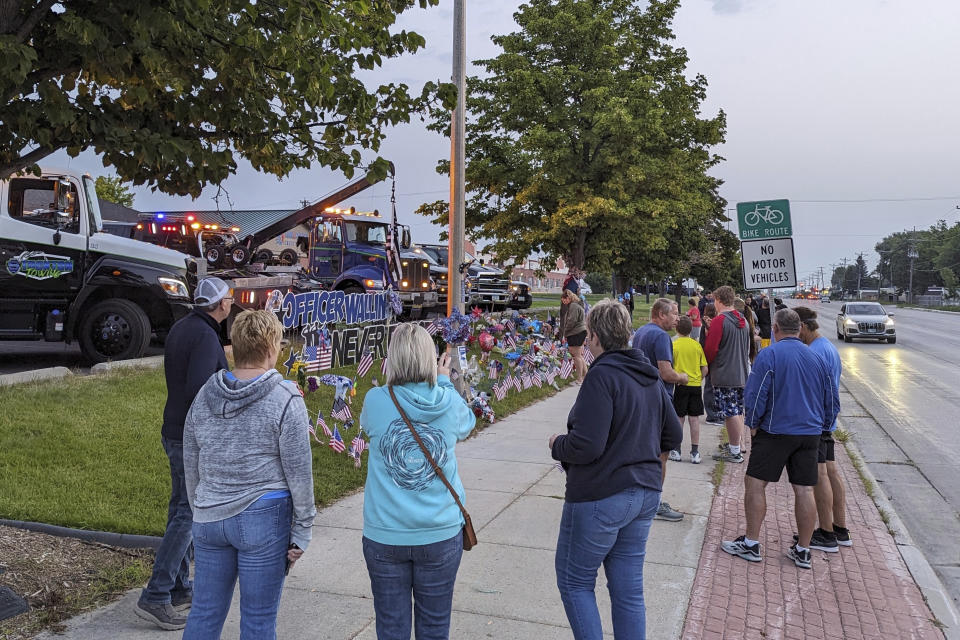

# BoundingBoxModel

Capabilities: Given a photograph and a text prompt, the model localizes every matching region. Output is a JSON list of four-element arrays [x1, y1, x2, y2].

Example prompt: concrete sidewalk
[[38, 386, 717, 639]]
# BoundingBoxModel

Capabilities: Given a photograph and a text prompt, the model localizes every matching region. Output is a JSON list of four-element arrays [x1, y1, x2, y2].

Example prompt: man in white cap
[[136, 277, 232, 630]]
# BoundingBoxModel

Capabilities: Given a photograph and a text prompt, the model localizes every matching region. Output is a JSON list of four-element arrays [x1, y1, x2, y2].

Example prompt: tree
[[1, 0, 455, 195], [95, 176, 135, 208], [582, 271, 611, 294], [416, 0, 726, 274]]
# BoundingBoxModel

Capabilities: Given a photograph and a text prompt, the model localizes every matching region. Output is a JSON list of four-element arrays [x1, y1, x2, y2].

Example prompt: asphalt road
[[793, 300, 960, 608], [0, 340, 164, 376]]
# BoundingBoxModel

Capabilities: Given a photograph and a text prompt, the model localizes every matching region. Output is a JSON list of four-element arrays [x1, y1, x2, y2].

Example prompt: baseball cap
[[194, 277, 230, 305]]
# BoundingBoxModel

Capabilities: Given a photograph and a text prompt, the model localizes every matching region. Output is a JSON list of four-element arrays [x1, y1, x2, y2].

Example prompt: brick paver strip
[[682, 440, 944, 640]]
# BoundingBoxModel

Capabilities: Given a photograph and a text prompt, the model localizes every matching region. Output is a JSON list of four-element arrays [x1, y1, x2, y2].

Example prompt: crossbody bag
[[388, 386, 477, 551]]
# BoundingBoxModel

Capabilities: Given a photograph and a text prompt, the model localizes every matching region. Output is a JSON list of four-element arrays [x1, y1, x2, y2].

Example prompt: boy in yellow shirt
[[670, 316, 709, 464]]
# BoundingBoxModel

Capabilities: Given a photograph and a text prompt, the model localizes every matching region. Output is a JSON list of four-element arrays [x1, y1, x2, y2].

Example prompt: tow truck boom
[[237, 163, 394, 257]]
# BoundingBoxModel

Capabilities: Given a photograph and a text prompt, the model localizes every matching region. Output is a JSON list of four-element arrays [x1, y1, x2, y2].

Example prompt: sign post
[[737, 199, 795, 344]]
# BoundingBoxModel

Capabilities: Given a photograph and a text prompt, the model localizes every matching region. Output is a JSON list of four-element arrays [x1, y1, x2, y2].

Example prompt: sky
[[51, 0, 960, 288]]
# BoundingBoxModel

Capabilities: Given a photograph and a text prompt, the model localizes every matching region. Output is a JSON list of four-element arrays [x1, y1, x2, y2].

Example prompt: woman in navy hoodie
[[550, 298, 683, 639]]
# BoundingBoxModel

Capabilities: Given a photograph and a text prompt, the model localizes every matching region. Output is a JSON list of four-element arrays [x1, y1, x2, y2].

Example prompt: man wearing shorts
[[721, 309, 840, 569], [632, 298, 688, 522], [795, 306, 850, 550], [703, 286, 751, 463]]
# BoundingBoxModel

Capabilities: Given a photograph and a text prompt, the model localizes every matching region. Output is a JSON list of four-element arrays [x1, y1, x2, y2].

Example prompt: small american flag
[[505, 333, 517, 349], [357, 349, 374, 378], [583, 347, 595, 365], [560, 359, 574, 379], [523, 353, 535, 366], [425, 320, 440, 335], [505, 319, 515, 332], [521, 374, 532, 389], [316, 409, 332, 438], [494, 382, 507, 401], [332, 397, 352, 423], [513, 374, 522, 392], [329, 427, 346, 453], [488, 362, 499, 379], [351, 432, 367, 460], [304, 344, 333, 372], [546, 370, 557, 386], [532, 371, 543, 388], [381, 356, 388, 376]]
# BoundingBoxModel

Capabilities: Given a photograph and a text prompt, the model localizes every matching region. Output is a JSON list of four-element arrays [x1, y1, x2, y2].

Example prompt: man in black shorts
[[720, 309, 839, 569]]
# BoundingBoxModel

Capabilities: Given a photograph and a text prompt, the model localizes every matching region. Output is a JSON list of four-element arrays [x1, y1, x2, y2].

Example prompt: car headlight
[[511, 285, 518, 291], [845, 319, 857, 326], [464, 280, 472, 289], [885, 318, 895, 327], [158, 277, 190, 299]]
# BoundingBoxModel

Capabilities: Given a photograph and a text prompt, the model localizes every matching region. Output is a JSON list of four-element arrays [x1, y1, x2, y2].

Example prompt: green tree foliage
[[416, 0, 726, 273], [1, 0, 455, 195], [874, 223, 946, 295], [582, 271, 611, 294], [94, 175, 134, 208]]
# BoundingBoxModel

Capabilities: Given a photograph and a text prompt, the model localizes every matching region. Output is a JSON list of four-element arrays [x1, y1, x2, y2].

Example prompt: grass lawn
[[0, 313, 575, 536]]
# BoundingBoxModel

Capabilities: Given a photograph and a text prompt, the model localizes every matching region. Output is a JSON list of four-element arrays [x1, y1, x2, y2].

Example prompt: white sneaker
[[691, 451, 702, 464], [668, 449, 682, 462]]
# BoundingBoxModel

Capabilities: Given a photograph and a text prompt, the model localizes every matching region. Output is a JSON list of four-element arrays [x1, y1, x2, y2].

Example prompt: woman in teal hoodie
[[359, 323, 476, 640]]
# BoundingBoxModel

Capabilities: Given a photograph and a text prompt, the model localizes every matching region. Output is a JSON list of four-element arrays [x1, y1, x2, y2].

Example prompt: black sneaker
[[134, 600, 188, 630], [792, 528, 839, 553], [171, 590, 193, 611], [721, 535, 762, 562], [787, 543, 812, 569], [834, 525, 852, 547]]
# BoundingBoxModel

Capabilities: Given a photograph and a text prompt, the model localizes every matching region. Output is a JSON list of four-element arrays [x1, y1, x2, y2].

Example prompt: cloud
[[710, 0, 745, 14]]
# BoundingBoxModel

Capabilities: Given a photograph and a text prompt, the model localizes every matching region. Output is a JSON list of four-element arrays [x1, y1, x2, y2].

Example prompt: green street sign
[[736, 199, 792, 240]]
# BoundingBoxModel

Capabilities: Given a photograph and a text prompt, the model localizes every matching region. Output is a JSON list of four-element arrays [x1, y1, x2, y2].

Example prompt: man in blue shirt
[[632, 298, 689, 522], [721, 309, 840, 570], [796, 306, 850, 551]]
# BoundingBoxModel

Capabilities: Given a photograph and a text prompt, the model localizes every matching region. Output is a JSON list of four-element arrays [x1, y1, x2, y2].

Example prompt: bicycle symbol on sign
[[743, 205, 784, 227]]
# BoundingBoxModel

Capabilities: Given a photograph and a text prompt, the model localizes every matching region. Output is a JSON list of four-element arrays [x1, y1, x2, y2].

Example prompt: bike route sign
[[741, 237, 797, 290], [736, 199, 792, 240]]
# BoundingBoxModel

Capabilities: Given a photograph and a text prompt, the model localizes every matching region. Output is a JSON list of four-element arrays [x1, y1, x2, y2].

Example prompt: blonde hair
[[586, 298, 632, 352], [230, 310, 283, 368], [386, 323, 437, 387]]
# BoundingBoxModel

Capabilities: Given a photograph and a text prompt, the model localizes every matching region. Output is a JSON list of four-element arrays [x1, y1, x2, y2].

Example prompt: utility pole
[[908, 245, 919, 304], [447, 0, 466, 317]]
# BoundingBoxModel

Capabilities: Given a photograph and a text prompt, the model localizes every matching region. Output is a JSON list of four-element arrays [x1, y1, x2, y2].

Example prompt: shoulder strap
[[388, 386, 470, 519]]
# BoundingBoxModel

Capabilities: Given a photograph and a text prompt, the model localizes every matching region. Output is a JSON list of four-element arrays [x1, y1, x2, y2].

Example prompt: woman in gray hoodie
[[182, 310, 316, 640]]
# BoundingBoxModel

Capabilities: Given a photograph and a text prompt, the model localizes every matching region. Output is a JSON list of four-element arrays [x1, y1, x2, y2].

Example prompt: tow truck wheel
[[206, 244, 227, 268], [254, 249, 274, 264], [79, 299, 152, 364], [340, 284, 364, 295], [279, 248, 299, 266], [228, 244, 251, 267]]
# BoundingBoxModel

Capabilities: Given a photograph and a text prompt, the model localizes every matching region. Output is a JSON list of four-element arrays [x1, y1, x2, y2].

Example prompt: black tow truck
[[0, 168, 195, 363]]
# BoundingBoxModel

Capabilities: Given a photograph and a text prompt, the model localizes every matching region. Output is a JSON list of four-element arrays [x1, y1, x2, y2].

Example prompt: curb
[[895, 306, 960, 316], [839, 425, 960, 639], [90, 355, 164, 374], [0, 518, 161, 550], [0, 366, 74, 387]]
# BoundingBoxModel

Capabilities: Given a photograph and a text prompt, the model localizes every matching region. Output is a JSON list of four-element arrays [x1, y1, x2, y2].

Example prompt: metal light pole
[[447, 0, 466, 317]]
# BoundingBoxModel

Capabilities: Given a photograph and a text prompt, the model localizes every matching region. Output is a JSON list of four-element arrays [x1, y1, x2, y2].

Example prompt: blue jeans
[[141, 436, 193, 605], [183, 497, 292, 640], [362, 531, 463, 640], [555, 486, 660, 640]]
